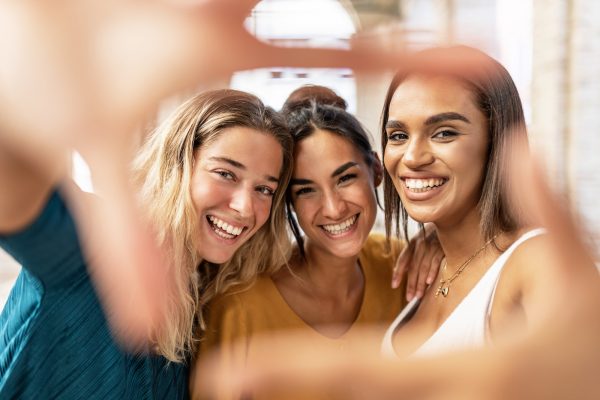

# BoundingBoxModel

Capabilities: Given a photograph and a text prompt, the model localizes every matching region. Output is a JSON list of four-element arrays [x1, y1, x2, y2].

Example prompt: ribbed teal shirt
[[0, 191, 189, 399]]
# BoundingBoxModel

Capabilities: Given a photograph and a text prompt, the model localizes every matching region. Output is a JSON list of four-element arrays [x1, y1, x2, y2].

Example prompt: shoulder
[[501, 229, 547, 271], [359, 233, 400, 285], [0, 186, 89, 288], [496, 229, 549, 295], [201, 274, 285, 349], [209, 274, 275, 315], [360, 232, 404, 266]]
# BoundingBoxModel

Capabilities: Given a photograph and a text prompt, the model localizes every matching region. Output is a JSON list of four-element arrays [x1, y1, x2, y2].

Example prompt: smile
[[403, 178, 447, 193], [320, 214, 358, 236], [207, 215, 245, 239]]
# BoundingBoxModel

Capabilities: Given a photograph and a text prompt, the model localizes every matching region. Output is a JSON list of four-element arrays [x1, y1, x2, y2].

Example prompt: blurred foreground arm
[[0, 0, 413, 346], [196, 150, 600, 400]]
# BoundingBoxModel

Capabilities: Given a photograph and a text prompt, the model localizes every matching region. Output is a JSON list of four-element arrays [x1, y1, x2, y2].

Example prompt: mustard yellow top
[[195, 233, 406, 400]]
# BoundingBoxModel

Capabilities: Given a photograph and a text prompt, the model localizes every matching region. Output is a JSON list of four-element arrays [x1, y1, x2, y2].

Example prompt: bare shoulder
[[496, 229, 555, 299], [489, 229, 553, 336], [501, 229, 549, 274]]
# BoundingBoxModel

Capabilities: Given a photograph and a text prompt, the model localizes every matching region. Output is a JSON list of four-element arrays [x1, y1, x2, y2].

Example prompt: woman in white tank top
[[379, 46, 564, 358]]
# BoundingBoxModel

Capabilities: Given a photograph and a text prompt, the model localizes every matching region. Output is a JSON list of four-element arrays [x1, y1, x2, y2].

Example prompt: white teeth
[[208, 216, 244, 238], [322, 215, 358, 235], [405, 178, 446, 191]]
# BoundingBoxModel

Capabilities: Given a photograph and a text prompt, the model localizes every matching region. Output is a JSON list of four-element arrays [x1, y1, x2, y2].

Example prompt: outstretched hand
[[0, 0, 412, 347], [195, 142, 600, 399]]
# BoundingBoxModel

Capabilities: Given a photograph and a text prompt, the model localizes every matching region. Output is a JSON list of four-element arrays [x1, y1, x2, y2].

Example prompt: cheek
[[253, 198, 274, 230], [447, 143, 487, 180], [291, 199, 314, 228], [350, 182, 377, 212], [190, 179, 220, 213], [190, 183, 209, 213], [383, 146, 401, 176]]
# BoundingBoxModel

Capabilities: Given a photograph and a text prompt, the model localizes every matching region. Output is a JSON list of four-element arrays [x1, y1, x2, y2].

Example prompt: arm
[[194, 151, 600, 400], [491, 229, 595, 342], [0, 140, 63, 234]]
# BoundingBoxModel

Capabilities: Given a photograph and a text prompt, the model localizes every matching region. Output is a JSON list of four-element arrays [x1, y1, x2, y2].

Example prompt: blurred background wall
[[2, 0, 599, 308]]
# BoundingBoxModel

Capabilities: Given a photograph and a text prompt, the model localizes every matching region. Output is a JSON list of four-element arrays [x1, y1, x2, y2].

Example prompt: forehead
[[198, 126, 283, 172], [389, 75, 481, 120], [294, 129, 364, 175]]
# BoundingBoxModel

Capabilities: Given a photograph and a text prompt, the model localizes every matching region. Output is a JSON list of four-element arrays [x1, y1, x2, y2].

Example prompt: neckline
[[267, 253, 369, 341], [387, 229, 544, 356]]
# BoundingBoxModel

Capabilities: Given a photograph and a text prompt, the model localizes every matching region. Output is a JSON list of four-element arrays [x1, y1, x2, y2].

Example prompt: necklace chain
[[435, 234, 499, 298]]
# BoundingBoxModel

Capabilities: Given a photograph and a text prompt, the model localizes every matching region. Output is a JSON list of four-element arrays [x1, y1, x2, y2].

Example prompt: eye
[[294, 187, 314, 196], [432, 129, 459, 141], [213, 169, 235, 181], [387, 131, 409, 143], [257, 185, 275, 197], [338, 173, 357, 185]]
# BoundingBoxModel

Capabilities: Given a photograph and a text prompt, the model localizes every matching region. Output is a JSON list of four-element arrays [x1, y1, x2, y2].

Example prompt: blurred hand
[[196, 141, 600, 399], [0, 0, 414, 347]]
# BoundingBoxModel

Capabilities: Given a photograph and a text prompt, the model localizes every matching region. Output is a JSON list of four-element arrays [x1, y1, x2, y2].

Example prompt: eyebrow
[[424, 112, 470, 125], [385, 120, 408, 131], [331, 161, 358, 178], [386, 112, 470, 130], [209, 156, 279, 183], [290, 161, 359, 186]]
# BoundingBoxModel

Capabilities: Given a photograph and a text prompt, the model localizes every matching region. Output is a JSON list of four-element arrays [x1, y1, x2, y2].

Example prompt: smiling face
[[290, 129, 379, 259], [383, 75, 489, 228], [190, 126, 283, 263]]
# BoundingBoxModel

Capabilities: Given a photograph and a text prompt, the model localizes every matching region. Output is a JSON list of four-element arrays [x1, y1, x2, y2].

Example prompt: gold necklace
[[435, 234, 499, 298]]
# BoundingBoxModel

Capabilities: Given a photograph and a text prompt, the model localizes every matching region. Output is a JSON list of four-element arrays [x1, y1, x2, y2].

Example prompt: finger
[[406, 244, 426, 301], [195, 328, 387, 398], [427, 249, 444, 285], [414, 257, 429, 299], [66, 126, 173, 348], [506, 141, 598, 289], [196, 327, 504, 400], [414, 240, 440, 296], [392, 246, 412, 289]]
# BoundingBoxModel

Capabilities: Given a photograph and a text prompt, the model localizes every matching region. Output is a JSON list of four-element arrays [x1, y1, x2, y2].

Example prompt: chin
[[402, 205, 438, 224], [330, 243, 364, 259], [202, 250, 236, 264]]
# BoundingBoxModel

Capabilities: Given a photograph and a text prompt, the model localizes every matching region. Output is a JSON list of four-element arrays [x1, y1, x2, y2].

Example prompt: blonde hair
[[133, 89, 293, 362]]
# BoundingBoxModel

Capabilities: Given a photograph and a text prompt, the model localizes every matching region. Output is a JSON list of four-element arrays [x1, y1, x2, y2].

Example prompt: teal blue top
[[0, 191, 189, 399]]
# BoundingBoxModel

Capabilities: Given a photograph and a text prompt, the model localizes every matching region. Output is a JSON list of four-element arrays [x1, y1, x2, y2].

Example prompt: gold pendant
[[436, 285, 449, 298]]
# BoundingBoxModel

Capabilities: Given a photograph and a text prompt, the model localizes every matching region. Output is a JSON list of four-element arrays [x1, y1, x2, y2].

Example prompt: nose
[[321, 189, 348, 220], [403, 137, 434, 169], [229, 187, 254, 218]]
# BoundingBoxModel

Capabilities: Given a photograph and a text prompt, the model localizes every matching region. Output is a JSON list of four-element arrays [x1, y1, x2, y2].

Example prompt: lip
[[205, 215, 248, 245], [318, 213, 360, 240], [399, 175, 448, 202]]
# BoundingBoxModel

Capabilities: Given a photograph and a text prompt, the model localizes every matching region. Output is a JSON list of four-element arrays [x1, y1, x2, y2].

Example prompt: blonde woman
[[0, 89, 292, 399]]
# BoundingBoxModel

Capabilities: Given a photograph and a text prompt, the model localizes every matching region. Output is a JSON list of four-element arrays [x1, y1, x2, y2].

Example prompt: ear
[[371, 151, 384, 188]]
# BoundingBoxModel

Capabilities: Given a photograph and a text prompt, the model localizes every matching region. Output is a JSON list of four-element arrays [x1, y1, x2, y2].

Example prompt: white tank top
[[381, 229, 545, 358]]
